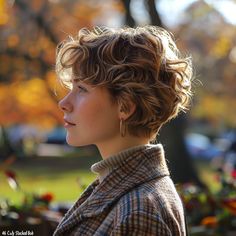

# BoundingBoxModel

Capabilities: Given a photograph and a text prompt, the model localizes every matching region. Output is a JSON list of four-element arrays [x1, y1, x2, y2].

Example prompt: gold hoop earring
[[120, 118, 126, 137]]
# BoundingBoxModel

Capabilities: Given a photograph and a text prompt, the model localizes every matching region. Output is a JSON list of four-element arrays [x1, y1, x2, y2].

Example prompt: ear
[[118, 98, 136, 120]]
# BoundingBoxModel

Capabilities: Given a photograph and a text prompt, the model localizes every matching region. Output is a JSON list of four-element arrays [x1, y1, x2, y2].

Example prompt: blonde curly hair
[[56, 26, 193, 139]]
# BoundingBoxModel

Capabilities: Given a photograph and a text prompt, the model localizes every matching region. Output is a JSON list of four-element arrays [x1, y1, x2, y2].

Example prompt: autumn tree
[[177, 1, 236, 129], [0, 0, 123, 128], [1, 0, 235, 186]]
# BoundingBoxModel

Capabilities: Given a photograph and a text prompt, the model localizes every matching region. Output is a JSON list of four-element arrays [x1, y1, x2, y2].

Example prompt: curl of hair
[[56, 25, 193, 139]]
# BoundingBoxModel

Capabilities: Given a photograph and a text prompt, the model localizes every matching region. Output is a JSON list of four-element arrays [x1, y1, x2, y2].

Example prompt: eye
[[77, 85, 87, 93]]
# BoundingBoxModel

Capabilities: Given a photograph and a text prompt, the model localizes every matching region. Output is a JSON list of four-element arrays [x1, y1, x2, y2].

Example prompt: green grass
[[194, 159, 221, 192], [0, 168, 97, 205], [1, 169, 97, 206], [0, 154, 218, 206]]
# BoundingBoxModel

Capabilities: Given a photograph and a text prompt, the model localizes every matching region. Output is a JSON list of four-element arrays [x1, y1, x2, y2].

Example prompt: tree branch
[[145, 0, 163, 27], [14, 0, 59, 44], [2, 48, 59, 103], [4, 48, 50, 72], [121, 0, 136, 27]]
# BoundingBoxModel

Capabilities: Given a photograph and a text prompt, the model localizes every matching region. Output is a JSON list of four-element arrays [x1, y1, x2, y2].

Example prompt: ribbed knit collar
[[91, 144, 163, 183]]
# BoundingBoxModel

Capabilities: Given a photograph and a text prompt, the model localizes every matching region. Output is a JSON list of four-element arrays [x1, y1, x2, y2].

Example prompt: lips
[[64, 118, 76, 126]]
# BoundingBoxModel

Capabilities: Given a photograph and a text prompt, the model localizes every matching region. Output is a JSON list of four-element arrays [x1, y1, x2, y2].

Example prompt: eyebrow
[[71, 78, 93, 89], [69, 78, 81, 84]]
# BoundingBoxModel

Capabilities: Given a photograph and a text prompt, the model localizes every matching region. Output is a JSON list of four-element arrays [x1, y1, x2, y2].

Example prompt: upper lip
[[64, 118, 76, 125]]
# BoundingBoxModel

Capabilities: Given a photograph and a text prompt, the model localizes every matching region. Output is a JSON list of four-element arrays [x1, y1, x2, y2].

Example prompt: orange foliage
[[0, 0, 9, 25], [201, 216, 218, 228], [222, 198, 236, 216], [192, 94, 236, 127], [0, 78, 64, 128], [0, 0, 122, 128], [1, 0, 235, 129]]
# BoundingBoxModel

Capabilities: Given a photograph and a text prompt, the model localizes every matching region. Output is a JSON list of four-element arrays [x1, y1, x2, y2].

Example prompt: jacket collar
[[54, 144, 169, 235]]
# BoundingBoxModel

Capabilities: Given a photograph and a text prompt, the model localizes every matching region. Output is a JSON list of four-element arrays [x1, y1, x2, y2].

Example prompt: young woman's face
[[58, 81, 120, 146]]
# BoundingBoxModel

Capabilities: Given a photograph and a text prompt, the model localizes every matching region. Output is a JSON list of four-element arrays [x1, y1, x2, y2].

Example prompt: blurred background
[[0, 0, 236, 235]]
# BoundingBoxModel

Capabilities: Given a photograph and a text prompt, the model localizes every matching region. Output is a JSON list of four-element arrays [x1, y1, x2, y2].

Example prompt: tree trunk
[[158, 114, 205, 187], [121, 0, 136, 27], [145, 0, 163, 26]]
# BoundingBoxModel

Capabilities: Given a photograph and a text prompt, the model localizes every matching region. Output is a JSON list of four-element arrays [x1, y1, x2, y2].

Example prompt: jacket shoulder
[[112, 176, 185, 234], [116, 176, 182, 213]]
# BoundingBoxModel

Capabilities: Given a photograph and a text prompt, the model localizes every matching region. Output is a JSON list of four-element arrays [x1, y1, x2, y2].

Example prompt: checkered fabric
[[53, 144, 186, 236]]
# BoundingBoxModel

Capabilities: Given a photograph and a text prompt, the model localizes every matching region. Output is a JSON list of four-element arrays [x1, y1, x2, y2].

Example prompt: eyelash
[[77, 85, 87, 92]]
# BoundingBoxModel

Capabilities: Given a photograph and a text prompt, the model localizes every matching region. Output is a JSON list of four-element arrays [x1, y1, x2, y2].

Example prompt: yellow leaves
[[192, 94, 236, 126], [72, 2, 100, 20], [38, 36, 52, 51], [7, 34, 20, 48], [16, 78, 47, 109], [0, 84, 19, 125], [37, 36, 56, 64], [211, 36, 231, 58], [28, 46, 40, 58], [0, 0, 9, 25], [0, 78, 63, 128]]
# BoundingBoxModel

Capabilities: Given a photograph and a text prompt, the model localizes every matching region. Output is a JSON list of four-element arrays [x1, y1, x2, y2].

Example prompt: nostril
[[59, 99, 66, 109], [61, 105, 69, 112], [59, 100, 72, 113]]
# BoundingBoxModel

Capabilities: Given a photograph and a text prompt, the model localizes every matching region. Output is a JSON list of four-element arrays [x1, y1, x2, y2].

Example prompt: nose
[[58, 94, 73, 113]]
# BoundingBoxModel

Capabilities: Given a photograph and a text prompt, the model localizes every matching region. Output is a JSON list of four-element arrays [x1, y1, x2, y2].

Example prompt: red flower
[[231, 169, 236, 179], [4, 169, 19, 190], [4, 170, 16, 180], [222, 198, 236, 215], [40, 193, 54, 202]]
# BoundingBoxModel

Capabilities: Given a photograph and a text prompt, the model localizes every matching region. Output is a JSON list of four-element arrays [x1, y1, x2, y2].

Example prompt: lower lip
[[64, 123, 76, 128]]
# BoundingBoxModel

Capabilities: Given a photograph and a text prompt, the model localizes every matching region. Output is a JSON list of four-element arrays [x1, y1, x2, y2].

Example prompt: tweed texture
[[91, 144, 157, 183], [53, 144, 186, 236]]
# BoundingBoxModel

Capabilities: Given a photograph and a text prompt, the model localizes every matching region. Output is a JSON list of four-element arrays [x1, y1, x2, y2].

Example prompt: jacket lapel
[[53, 178, 100, 235], [54, 144, 169, 235]]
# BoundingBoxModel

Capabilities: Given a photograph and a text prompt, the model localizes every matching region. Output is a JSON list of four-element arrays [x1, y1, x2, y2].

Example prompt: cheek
[[79, 99, 118, 130]]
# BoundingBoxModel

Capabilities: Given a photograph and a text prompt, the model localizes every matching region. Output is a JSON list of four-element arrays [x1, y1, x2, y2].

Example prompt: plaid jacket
[[53, 145, 186, 236]]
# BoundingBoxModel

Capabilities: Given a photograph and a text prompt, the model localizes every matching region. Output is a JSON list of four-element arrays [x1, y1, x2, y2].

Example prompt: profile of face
[[58, 81, 120, 147]]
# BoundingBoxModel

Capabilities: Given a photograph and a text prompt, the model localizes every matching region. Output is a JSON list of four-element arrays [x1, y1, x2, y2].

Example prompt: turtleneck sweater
[[90, 143, 163, 183]]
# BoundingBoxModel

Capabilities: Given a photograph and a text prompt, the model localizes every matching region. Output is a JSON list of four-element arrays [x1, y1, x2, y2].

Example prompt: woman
[[53, 26, 192, 236]]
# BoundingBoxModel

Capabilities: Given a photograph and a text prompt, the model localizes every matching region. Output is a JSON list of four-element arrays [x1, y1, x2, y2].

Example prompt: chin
[[66, 136, 91, 147]]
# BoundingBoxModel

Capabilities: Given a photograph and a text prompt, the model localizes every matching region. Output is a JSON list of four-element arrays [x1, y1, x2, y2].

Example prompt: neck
[[96, 135, 150, 160]]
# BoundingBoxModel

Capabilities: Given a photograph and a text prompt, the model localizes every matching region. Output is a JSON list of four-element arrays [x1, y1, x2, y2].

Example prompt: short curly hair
[[56, 26, 193, 139]]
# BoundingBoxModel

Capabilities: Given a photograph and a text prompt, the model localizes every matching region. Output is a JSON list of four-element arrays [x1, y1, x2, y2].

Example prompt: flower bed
[[178, 167, 236, 235], [1, 170, 62, 235], [1, 167, 236, 235]]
